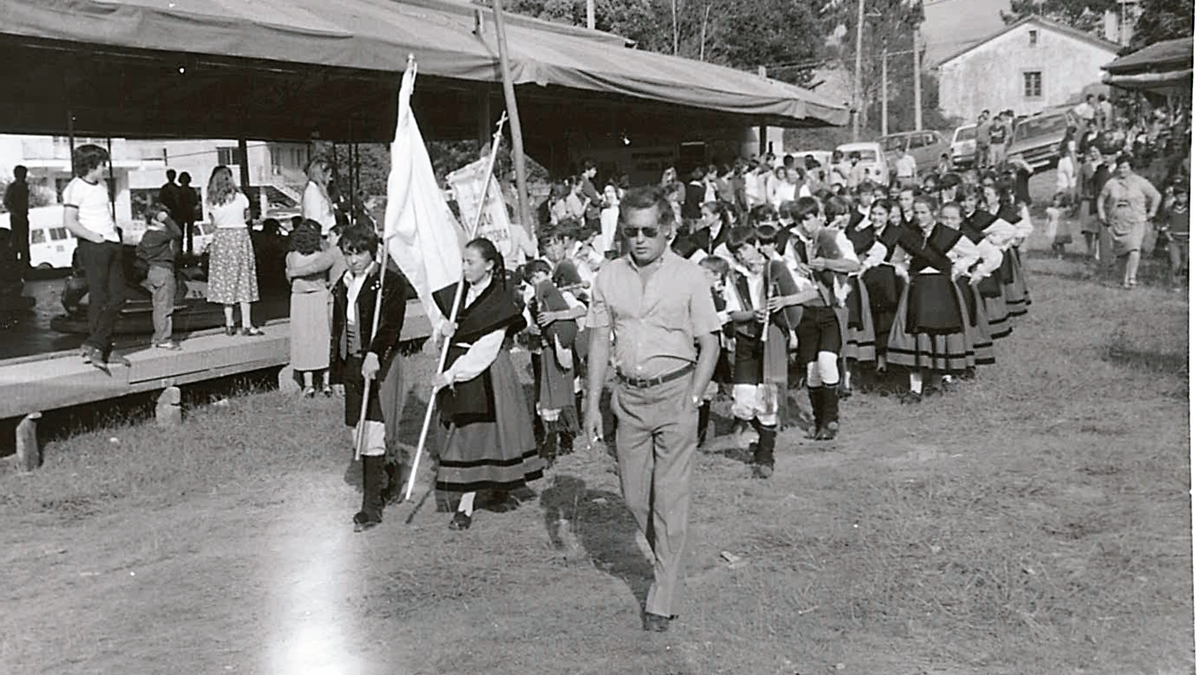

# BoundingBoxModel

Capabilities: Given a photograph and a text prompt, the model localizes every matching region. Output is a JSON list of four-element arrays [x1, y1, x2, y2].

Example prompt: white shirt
[[895, 153, 917, 178], [62, 177, 118, 242], [442, 277, 507, 384], [303, 181, 337, 235], [209, 193, 250, 229], [342, 262, 376, 326]]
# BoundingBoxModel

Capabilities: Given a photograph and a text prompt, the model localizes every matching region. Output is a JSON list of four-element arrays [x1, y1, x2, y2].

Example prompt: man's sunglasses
[[622, 226, 661, 239]]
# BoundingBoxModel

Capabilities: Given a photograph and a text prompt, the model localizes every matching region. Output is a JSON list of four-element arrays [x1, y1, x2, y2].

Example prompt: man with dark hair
[[158, 168, 180, 223], [62, 145, 128, 371], [177, 171, 199, 255], [4, 165, 30, 271], [583, 186, 721, 633], [975, 110, 992, 170]]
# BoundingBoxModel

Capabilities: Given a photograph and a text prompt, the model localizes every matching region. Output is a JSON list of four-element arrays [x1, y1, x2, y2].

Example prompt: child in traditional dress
[[1046, 192, 1070, 259], [725, 227, 807, 477], [329, 225, 410, 532], [523, 259, 582, 466], [697, 255, 734, 445]]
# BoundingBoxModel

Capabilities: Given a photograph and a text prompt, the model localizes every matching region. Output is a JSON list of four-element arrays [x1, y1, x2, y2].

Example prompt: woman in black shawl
[[432, 238, 543, 530]]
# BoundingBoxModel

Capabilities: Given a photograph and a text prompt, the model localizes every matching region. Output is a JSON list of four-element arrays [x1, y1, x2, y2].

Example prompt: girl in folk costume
[[329, 225, 411, 532], [697, 255, 735, 446], [685, 201, 735, 265], [783, 197, 862, 440], [886, 196, 986, 404], [843, 199, 903, 379], [937, 201, 998, 380], [961, 189, 1017, 341], [724, 226, 807, 477], [432, 238, 544, 531], [523, 259, 582, 466], [835, 194, 892, 389], [981, 184, 1033, 321]]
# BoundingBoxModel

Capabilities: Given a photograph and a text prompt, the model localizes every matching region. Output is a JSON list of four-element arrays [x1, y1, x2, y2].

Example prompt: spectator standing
[[303, 158, 337, 236], [583, 186, 721, 632], [62, 145, 127, 370], [158, 169, 180, 225], [286, 219, 333, 397], [1160, 184, 1189, 292], [177, 172, 199, 255], [974, 111, 992, 169], [4, 165, 30, 271], [136, 201, 182, 350], [1097, 94, 1114, 129], [1097, 154, 1162, 289], [987, 114, 1010, 167], [894, 149, 917, 186], [580, 159, 603, 230], [205, 165, 262, 335]]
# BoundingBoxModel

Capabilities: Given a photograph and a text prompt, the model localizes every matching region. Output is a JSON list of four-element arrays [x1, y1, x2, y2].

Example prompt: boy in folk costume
[[523, 259, 582, 466], [724, 226, 808, 478], [783, 197, 862, 440], [329, 225, 411, 532], [697, 255, 735, 445]]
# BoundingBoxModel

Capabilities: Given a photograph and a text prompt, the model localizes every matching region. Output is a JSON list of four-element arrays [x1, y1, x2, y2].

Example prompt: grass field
[[0, 213, 1191, 675]]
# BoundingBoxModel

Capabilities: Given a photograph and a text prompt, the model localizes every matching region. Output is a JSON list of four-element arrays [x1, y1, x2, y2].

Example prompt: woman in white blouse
[[204, 166, 261, 335], [302, 158, 337, 236], [431, 238, 543, 530]]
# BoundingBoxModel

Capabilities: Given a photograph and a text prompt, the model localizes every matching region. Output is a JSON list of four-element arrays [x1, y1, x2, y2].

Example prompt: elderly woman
[[1097, 154, 1162, 289]]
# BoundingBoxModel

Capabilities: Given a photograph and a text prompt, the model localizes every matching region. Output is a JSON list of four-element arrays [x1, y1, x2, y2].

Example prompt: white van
[[835, 141, 890, 186], [0, 204, 78, 270]]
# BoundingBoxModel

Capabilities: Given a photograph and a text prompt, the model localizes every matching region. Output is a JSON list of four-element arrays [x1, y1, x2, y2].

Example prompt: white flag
[[383, 62, 467, 328]]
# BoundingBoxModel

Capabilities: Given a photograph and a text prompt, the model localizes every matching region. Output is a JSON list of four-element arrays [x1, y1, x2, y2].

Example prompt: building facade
[[935, 16, 1121, 122]]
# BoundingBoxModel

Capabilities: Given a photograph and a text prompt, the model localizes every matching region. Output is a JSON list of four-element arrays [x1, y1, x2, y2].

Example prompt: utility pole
[[881, 43, 889, 136], [671, 0, 679, 55], [912, 27, 923, 131], [586, 0, 595, 30], [491, 0, 533, 235], [700, 3, 712, 62], [852, 0, 866, 140]]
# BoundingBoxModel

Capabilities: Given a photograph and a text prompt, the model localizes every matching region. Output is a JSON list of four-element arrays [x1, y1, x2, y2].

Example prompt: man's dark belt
[[617, 363, 694, 389]]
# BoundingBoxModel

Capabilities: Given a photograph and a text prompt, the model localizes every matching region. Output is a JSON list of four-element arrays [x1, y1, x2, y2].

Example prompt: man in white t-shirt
[[62, 144, 128, 370], [1073, 95, 1097, 126], [894, 149, 917, 185]]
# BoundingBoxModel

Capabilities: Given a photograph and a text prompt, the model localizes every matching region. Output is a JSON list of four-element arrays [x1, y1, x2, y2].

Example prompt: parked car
[[835, 142, 890, 185], [1009, 108, 1073, 172], [880, 130, 950, 175], [0, 204, 77, 270], [949, 124, 978, 168]]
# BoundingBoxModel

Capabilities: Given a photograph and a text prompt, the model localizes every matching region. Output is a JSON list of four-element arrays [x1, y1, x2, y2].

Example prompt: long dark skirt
[[436, 348, 543, 494], [999, 249, 1031, 320], [842, 276, 877, 363], [887, 273, 977, 373]]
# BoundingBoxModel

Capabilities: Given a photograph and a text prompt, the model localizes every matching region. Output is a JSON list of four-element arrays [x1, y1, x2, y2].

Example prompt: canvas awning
[[1102, 37, 1193, 92], [0, 0, 847, 142]]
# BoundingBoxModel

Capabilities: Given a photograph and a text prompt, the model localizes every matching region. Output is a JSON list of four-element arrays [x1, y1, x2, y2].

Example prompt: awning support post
[[490, 0, 533, 236], [237, 138, 252, 207]]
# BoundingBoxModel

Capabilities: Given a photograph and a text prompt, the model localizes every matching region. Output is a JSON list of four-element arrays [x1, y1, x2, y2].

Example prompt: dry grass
[[0, 220, 1190, 675]]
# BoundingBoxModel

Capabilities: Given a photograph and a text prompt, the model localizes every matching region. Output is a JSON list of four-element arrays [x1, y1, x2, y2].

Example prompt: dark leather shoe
[[899, 391, 922, 405], [352, 511, 380, 532], [642, 612, 672, 632], [449, 511, 472, 530]]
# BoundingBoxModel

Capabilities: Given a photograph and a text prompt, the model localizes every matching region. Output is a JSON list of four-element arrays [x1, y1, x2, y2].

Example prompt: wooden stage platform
[[0, 300, 432, 422]]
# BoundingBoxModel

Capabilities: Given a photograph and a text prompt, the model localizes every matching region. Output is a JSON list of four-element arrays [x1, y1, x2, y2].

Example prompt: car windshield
[[953, 126, 976, 143], [1015, 115, 1067, 142]]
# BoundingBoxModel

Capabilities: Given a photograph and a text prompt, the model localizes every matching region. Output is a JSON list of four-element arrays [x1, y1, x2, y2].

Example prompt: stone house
[[934, 16, 1121, 121]]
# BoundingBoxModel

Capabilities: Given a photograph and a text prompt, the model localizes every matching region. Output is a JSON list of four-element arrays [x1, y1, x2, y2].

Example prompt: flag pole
[[402, 112, 509, 502]]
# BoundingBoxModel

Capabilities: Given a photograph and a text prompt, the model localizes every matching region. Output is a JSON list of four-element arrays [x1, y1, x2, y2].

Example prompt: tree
[[999, 0, 1116, 35], [1131, 0, 1195, 49]]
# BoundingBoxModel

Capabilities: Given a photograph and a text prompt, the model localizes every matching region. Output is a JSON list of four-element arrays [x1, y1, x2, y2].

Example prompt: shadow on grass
[[1103, 341, 1188, 377], [539, 474, 652, 611]]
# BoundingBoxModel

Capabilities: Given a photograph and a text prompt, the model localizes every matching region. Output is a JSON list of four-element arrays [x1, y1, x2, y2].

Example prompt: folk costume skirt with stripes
[[842, 276, 877, 363], [887, 273, 978, 373], [862, 264, 902, 357], [975, 272, 1012, 340], [436, 346, 544, 494], [999, 249, 1031, 320], [955, 277, 995, 366]]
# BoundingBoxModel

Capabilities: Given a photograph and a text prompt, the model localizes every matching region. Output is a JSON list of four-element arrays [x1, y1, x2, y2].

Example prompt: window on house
[[1029, 30, 1038, 45], [1023, 71, 1043, 98], [216, 146, 238, 166]]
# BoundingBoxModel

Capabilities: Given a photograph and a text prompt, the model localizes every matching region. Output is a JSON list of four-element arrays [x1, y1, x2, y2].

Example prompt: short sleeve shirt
[[210, 193, 250, 229], [585, 250, 721, 378], [62, 177, 118, 242]]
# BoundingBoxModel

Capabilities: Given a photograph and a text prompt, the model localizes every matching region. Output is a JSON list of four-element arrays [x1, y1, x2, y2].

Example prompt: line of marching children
[[661, 175, 1032, 478]]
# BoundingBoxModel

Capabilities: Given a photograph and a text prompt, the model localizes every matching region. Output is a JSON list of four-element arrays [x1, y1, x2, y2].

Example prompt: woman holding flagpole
[[431, 237, 543, 530]]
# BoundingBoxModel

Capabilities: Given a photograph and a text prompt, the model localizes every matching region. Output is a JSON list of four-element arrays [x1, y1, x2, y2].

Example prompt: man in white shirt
[[1073, 95, 1097, 126], [62, 144, 128, 370]]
